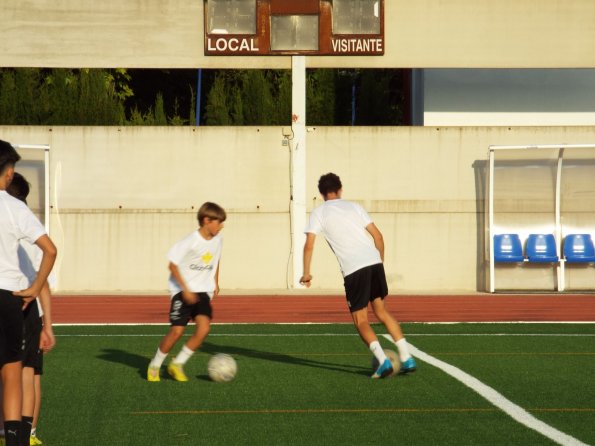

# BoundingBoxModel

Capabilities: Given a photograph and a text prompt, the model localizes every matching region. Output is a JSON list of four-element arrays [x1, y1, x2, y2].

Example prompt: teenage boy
[[300, 173, 416, 379], [147, 202, 226, 382], [7, 172, 55, 446], [0, 140, 56, 445]]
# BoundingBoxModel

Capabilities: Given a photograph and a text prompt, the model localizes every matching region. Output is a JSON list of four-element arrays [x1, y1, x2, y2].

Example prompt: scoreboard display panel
[[205, 0, 384, 56]]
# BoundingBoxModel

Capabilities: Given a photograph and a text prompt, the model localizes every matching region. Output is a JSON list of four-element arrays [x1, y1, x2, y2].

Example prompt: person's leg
[[1, 291, 24, 446], [351, 308, 393, 378], [0, 381, 4, 437], [350, 307, 378, 346], [371, 297, 403, 339], [168, 294, 213, 382], [2, 361, 22, 446], [168, 315, 211, 382], [21, 366, 35, 443], [180, 315, 210, 353], [31, 373, 42, 444], [148, 293, 192, 382], [371, 297, 416, 373], [158, 326, 185, 355], [22, 309, 41, 445], [152, 325, 186, 365], [344, 267, 392, 378], [147, 325, 185, 381]]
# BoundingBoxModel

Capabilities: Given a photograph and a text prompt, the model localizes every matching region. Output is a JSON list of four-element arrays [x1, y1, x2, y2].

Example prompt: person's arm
[[169, 262, 197, 304], [14, 235, 57, 303], [38, 282, 55, 352], [300, 233, 316, 287], [366, 223, 384, 262], [214, 261, 221, 296]]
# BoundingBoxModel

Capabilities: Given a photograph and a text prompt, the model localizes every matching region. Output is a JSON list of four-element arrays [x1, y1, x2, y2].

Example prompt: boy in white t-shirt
[[0, 140, 56, 446], [147, 202, 226, 382], [7, 172, 55, 446], [300, 173, 416, 379]]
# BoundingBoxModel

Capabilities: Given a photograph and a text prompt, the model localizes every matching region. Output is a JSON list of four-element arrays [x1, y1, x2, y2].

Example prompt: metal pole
[[44, 148, 50, 235], [555, 148, 564, 291], [488, 149, 495, 292], [195, 68, 202, 126], [351, 80, 356, 125], [291, 56, 307, 288]]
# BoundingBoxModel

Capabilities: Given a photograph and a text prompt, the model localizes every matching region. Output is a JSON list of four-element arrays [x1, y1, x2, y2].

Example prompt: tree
[[240, 70, 275, 125], [0, 68, 127, 125], [357, 70, 405, 125], [307, 69, 336, 125], [0, 67, 409, 126], [205, 75, 231, 125]]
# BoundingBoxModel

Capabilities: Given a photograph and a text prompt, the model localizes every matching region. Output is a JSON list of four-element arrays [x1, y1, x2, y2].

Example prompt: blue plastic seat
[[564, 234, 595, 263], [494, 234, 524, 262], [526, 234, 559, 263]]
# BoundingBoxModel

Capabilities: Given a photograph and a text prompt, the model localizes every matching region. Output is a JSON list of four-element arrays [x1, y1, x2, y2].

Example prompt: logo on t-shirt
[[201, 252, 213, 264], [189, 251, 215, 271]]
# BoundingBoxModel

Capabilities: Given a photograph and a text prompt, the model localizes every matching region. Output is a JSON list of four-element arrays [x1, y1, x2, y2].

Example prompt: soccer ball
[[208, 353, 237, 382], [371, 349, 400, 378]]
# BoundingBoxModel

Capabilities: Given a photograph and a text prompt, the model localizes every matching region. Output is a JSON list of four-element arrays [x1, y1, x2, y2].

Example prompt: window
[[207, 0, 256, 34], [270, 15, 319, 51], [332, 0, 380, 34]]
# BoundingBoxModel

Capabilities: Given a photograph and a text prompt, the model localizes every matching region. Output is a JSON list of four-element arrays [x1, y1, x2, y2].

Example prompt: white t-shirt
[[0, 190, 46, 291], [305, 199, 382, 277], [167, 230, 223, 297]]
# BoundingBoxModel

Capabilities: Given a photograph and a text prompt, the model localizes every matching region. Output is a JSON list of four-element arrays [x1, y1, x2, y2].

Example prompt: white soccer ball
[[208, 353, 237, 383], [371, 349, 399, 378]]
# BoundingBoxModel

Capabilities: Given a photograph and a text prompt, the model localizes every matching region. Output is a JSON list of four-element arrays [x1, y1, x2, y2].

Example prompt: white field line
[[55, 333, 358, 337], [382, 335, 588, 446], [53, 321, 595, 326], [55, 333, 595, 337]]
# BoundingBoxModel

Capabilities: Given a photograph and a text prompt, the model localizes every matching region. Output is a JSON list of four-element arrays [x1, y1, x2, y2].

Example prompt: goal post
[[11, 144, 51, 235]]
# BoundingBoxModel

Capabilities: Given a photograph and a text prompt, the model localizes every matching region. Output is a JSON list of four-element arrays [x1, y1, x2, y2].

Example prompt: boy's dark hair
[[318, 172, 342, 196], [197, 202, 226, 226], [6, 172, 30, 203], [0, 139, 21, 175]]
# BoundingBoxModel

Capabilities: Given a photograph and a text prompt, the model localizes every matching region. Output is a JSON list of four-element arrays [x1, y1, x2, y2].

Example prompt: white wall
[[424, 69, 595, 126], [3, 125, 594, 293]]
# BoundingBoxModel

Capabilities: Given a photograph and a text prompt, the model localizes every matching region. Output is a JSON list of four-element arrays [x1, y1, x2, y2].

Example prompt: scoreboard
[[204, 0, 384, 56]]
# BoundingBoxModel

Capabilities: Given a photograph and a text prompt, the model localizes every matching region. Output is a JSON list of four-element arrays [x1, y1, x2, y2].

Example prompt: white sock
[[31, 428, 37, 437], [173, 345, 194, 365], [369, 340, 388, 364], [150, 348, 168, 368], [395, 338, 411, 362]]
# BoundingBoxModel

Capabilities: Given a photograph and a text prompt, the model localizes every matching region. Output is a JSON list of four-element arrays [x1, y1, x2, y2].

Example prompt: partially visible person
[[7, 172, 55, 446], [0, 140, 56, 446]]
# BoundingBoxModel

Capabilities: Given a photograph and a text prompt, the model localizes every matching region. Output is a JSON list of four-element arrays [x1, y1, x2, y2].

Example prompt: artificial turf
[[37, 323, 593, 445]]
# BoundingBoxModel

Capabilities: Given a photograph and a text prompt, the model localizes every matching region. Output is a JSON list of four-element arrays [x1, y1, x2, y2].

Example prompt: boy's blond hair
[[197, 202, 226, 226]]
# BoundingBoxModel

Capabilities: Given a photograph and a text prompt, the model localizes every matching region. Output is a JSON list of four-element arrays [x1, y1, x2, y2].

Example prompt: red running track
[[52, 294, 595, 324]]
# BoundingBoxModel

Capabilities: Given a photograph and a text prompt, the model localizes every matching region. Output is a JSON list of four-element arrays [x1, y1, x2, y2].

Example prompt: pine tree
[[205, 74, 230, 125]]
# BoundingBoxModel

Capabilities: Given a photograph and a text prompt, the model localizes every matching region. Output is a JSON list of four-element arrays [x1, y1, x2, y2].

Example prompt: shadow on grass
[[96, 341, 371, 380], [97, 348, 177, 380], [199, 341, 371, 377]]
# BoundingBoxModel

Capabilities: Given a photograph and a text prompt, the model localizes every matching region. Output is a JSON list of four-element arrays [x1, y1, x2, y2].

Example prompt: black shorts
[[343, 263, 388, 313], [0, 289, 24, 367], [23, 303, 43, 371], [169, 292, 213, 326]]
